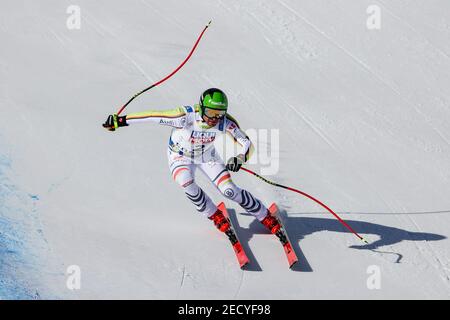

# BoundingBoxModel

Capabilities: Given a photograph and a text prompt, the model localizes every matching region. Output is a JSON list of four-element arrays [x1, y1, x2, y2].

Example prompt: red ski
[[218, 202, 250, 269], [268, 203, 298, 268]]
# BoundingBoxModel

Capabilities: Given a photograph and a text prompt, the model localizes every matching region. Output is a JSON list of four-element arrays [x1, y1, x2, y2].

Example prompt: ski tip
[[361, 237, 369, 244], [207, 20, 212, 27], [268, 203, 278, 216]]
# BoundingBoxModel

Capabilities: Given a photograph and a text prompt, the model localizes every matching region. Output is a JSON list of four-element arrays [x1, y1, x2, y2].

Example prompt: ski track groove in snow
[[278, 0, 450, 149], [2, 0, 450, 299], [259, 80, 341, 156], [233, 270, 244, 299], [397, 203, 450, 287], [268, 83, 401, 217], [378, 0, 450, 61], [47, 27, 66, 48], [284, 102, 340, 153], [225, 0, 431, 220], [120, 50, 155, 83], [140, 0, 187, 34], [279, 103, 448, 283], [177, 264, 186, 299], [83, 10, 116, 38]]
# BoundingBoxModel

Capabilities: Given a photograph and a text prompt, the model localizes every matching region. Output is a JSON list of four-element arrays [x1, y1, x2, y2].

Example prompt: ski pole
[[240, 167, 369, 244], [116, 20, 212, 116]]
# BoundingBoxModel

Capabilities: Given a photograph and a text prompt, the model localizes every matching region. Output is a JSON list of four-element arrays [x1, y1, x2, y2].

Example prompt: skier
[[103, 88, 281, 235]]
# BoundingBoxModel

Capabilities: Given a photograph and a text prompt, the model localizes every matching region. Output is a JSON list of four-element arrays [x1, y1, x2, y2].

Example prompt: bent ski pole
[[116, 20, 212, 116], [241, 167, 369, 244]]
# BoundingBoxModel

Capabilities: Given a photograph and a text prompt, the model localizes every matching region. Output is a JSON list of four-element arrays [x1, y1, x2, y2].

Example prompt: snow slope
[[1, 0, 449, 299]]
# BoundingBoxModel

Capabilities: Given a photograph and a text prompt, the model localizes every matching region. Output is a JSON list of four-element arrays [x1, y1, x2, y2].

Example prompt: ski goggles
[[203, 107, 226, 119]]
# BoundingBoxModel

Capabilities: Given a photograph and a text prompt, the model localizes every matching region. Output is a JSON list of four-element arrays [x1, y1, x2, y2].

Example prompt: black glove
[[103, 114, 128, 131], [226, 155, 245, 172]]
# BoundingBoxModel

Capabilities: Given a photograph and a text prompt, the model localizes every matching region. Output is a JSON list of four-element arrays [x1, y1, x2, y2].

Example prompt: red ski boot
[[209, 209, 231, 232], [261, 213, 282, 234]]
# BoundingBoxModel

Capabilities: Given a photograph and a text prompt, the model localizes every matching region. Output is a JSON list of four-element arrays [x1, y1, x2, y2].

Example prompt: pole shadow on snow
[[235, 208, 446, 272]]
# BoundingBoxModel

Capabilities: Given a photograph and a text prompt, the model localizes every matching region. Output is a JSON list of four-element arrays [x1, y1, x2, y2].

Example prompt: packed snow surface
[[1, 0, 449, 299]]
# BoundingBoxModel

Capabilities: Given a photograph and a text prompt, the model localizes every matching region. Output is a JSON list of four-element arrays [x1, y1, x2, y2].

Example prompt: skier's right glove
[[226, 154, 245, 172], [103, 114, 128, 131]]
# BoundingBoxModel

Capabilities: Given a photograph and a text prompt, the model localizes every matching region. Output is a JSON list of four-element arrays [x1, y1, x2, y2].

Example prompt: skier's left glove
[[226, 154, 245, 172], [103, 114, 128, 131]]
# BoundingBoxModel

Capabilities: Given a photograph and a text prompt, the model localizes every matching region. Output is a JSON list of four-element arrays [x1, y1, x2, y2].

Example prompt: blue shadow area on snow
[[237, 209, 446, 272], [0, 152, 42, 299]]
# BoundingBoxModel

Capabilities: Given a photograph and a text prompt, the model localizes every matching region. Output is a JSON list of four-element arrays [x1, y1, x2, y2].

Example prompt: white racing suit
[[126, 104, 268, 220]]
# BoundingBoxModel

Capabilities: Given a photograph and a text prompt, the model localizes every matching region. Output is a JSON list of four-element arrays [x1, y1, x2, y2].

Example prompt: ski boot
[[209, 209, 231, 232], [260, 212, 282, 234], [261, 212, 288, 244]]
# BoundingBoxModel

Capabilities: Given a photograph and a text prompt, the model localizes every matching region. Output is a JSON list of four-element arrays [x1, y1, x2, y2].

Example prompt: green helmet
[[199, 88, 228, 117]]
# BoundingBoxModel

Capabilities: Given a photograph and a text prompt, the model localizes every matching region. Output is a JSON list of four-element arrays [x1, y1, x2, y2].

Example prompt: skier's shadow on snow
[[232, 209, 446, 272]]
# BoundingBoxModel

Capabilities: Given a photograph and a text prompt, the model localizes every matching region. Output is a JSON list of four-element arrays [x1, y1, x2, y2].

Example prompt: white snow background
[[0, 0, 449, 299]]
